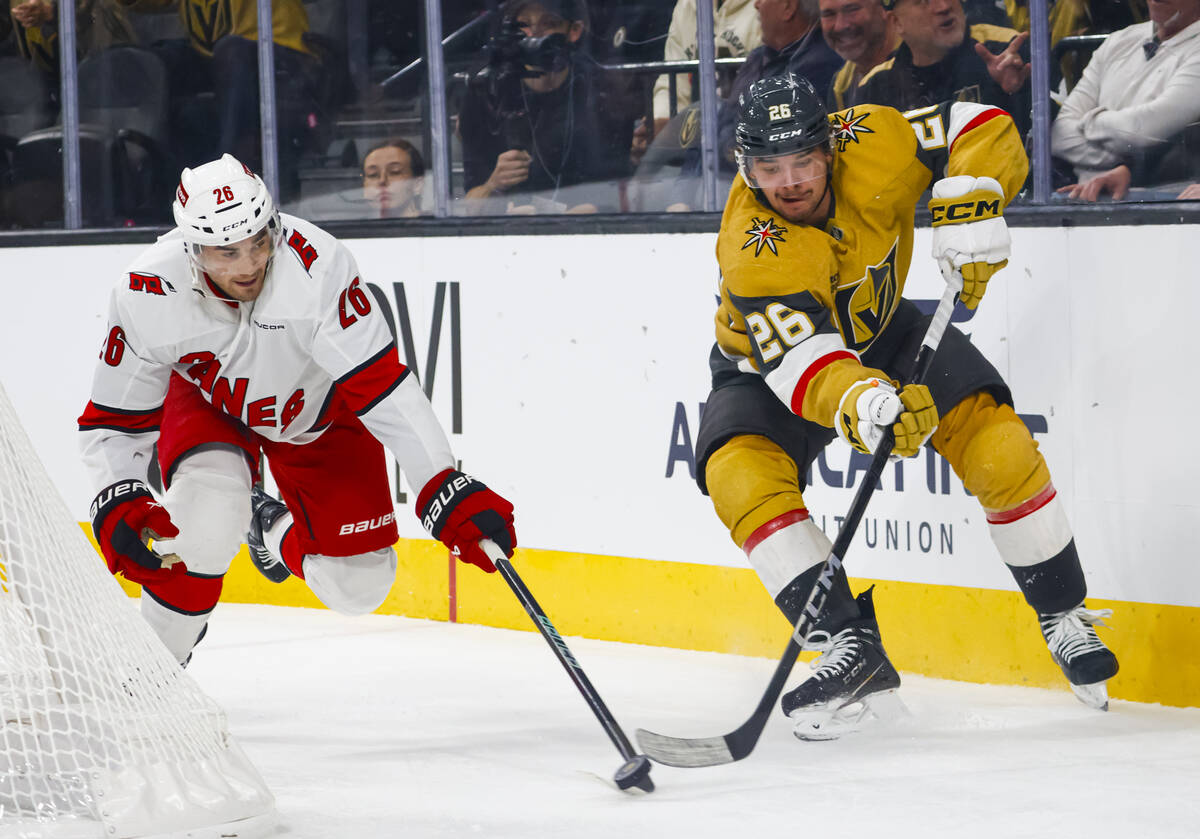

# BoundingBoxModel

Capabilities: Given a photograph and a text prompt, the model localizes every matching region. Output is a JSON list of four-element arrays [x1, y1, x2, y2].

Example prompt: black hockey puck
[[613, 754, 654, 793]]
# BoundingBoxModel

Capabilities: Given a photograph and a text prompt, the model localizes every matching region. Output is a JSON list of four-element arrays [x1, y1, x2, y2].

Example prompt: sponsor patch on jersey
[[741, 216, 787, 257], [831, 109, 874, 152]]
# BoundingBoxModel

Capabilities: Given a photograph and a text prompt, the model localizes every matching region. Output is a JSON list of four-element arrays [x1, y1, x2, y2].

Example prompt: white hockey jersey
[[79, 214, 455, 499]]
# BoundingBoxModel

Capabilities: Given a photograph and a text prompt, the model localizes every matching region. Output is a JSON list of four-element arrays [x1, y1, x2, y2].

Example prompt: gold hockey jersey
[[116, 0, 312, 57], [714, 101, 1028, 429]]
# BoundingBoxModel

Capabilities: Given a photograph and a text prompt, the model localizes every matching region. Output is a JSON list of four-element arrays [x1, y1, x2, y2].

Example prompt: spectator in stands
[[458, 0, 631, 215], [361, 139, 425, 218], [717, 0, 843, 163], [1052, 0, 1200, 201], [1002, 0, 1147, 88], [819, 0, 900, 108], [1005, 0, 1087, 44], [659, 0, 841, 210], [588, 0, 677, 62], [0, 1, 141, 229], [1005, 0, 1147, 42], [963, 0, 1012, 26], [3, 0, 135, 83], [113, 0, 342, 203], [651, 0, 762, 134], [857, 0, 1031, 136]]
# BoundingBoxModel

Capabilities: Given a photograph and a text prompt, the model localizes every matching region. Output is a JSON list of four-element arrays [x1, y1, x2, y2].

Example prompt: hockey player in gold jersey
[[697, 73, 1118, 739]]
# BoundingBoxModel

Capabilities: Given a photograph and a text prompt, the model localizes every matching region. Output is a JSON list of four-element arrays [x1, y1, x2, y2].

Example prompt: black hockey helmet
[[734, 74, 832, 188]]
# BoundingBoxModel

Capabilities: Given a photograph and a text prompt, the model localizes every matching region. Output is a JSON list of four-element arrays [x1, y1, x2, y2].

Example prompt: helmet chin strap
[[813, 166, 834, 226]]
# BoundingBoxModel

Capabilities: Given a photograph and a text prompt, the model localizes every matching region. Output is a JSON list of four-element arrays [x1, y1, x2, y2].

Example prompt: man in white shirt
[[80, 155, 517, 666], [1053, 0, 1200, 200], [651, 0, 763, 132]]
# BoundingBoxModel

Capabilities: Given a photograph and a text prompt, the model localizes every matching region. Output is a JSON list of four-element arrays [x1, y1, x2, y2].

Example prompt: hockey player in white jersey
[[79, 154, 516, 665]]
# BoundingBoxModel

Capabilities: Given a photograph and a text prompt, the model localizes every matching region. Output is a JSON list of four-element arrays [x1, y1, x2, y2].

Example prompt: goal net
[[0, 381, 275, 838]]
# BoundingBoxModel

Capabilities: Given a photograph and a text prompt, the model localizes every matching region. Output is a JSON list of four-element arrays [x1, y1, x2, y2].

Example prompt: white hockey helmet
[[172, 154, 282, 284]]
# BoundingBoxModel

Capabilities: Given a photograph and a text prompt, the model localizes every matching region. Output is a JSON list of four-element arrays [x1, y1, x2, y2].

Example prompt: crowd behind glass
[[0, 0, 1196, 230]]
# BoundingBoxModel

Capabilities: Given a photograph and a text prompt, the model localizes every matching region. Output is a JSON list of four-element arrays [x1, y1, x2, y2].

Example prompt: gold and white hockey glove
[[928, 175, 1011, 310], [836, 378, 938, 458]]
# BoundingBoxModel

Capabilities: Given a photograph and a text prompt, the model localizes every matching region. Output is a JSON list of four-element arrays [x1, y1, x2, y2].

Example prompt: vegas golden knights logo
[[832, 240, 900, 351], [741, 217, 787, 257], [830, 109, 874, 152], [679, 108, 701, 149], [183, 0, 234, 55]]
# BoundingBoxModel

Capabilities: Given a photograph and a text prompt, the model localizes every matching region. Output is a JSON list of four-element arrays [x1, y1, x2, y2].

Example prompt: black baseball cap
[[504, 0, 589, 23]]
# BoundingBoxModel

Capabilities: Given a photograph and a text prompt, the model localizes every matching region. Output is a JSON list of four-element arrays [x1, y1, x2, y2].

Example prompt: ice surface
[[186, 604, 1200, 838]]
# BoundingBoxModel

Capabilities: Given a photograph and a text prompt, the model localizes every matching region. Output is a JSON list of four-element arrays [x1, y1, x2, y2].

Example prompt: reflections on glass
[[10, 0, 1200, 231], [1043, 0, 1200, 204], [450, 0, 639, 216], [1, 0, 146, 228], [284, 2, 438, 221], [1, 0, 349, 228]]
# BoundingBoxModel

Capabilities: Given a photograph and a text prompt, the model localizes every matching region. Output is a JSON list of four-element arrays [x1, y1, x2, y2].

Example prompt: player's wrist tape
[[418, 470, 487, 539], [928, 189, 1004, 226]]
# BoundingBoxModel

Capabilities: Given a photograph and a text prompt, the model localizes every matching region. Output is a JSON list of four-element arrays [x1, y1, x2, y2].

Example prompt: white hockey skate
[[1039, 605, 1119, 711], [782, 588, 907, 741]]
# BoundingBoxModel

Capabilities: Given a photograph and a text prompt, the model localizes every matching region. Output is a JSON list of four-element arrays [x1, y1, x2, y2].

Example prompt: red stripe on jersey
[[78, 401, 162, 432], [743, 509, 811, 555], [790, 350, 858, 416], [949, 108, 1006, 154], [202, 274, 240, 310], [986, 483, 1057, 524], [336, 344, 410, 415]]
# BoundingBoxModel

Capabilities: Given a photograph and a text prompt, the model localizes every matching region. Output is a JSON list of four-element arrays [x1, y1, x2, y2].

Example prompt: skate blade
[[789, 690, 908, 741], [1070, 681, 1110, 711]]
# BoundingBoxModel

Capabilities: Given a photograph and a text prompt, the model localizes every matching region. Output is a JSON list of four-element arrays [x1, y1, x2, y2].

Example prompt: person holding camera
[[458, 0, 631, 214]]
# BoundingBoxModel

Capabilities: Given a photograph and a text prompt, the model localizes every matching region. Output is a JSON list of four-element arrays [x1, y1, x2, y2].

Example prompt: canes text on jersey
[[176, 350, 307, 431]]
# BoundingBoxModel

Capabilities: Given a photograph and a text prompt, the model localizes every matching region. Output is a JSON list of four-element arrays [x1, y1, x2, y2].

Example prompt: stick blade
[[635, 728, 735, 768]]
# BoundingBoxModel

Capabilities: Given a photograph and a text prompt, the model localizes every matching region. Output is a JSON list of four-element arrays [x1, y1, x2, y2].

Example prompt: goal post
[[0, 381, 275, 838]]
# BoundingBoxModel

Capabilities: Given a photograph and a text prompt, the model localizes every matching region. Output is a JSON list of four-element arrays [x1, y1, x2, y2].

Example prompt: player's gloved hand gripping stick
[[90, 479, 185, 585], [480, 539, 655, 794], [635, 284, 961, 768]]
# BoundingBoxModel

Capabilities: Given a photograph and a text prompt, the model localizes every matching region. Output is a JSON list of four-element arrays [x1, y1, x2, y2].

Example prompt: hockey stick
[[480, 540, 655, 793], [635, 285, 961, 768]]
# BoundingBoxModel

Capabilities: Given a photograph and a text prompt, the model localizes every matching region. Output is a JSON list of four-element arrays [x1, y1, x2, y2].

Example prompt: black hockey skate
[[247, 486, 292, 583], [1039, 605, 1119, 710], [781, 588, 905, 741]]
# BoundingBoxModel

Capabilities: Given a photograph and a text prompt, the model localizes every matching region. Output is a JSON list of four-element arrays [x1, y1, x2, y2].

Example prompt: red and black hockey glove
[[417, 469, 516, 573], [90, 479, 186, 586]]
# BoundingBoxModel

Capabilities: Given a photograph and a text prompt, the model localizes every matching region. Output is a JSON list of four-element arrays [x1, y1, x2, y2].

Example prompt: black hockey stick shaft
[[480, 540, 652, 790], [636, 285, 960, 768]]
